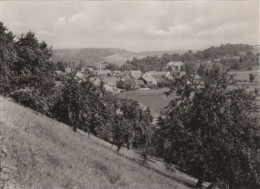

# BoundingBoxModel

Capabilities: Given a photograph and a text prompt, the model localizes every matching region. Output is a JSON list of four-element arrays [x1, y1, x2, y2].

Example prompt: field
[[0, 96, 194, 189], [117, 88, 174, 114], [230, 69, 260, 83], [102, 54, 145, 66], [118, 70, 260, 114]]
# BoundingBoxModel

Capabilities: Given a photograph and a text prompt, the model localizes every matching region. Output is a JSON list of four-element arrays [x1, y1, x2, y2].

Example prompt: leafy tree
[[56, 61, 66, 72], [0, 22, 17, 95], [184, 62, 197, 75], [105, 63, 120, 71], [14, 31, 54, 90], [157, 65, 260, 188], [249, 73, 255, 82]]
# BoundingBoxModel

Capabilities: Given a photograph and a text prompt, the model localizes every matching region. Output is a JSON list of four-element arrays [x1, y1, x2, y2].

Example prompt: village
[[54, 61, 190, 93]]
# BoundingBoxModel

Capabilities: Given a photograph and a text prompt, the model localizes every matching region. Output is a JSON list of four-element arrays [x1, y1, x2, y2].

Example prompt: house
[[111, 71, 122, 77], [165, 61, 184, 71], [130, 70, 142, 79], [54, 70, 63, 75], [89, 77, 102, 87], [171, 70, 182, 78], [103, 77, 120, 92], [87, 67, 94, 72], [149, 71, 170, 77], [136, 79, 145, 88], [65, 67, 72, 73], [54, 81, 63, 88], [117, 78, 137, 90], [75, 71, 85, 79], [94, 70, 111, 77], [140, 74, 157, 87], [103, 77, 118, 88]]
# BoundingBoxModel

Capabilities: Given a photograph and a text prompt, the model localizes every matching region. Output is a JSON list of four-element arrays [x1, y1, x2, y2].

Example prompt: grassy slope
[[0, 96, 189, 189]]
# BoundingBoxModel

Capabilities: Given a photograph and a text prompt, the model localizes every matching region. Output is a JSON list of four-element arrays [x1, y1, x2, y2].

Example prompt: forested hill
[[51, 44, 259, 72], [50, 48, 144, 68], [50, 48, 192, 68], [122, 44, 259, 73]]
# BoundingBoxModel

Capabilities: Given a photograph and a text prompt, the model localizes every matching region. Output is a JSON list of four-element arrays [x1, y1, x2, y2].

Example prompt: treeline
[[1, 22, 259, 188], [121, 44, 257, 73]]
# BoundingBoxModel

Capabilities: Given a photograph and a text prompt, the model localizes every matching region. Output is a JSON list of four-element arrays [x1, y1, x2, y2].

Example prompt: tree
[[249, 73, 255, 82], [56, 61, 66, 72], [157, 65, 260, 188], [184, 62, 197, 75], [105, 63, 120, 71], [0, 22, 17, 95]]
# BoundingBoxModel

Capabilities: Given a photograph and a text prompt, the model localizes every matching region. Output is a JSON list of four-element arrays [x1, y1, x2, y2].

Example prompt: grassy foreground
[[0, 96, 188, 189]]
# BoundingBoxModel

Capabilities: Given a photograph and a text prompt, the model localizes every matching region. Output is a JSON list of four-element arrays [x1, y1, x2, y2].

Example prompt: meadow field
[[118, 69, 260, 114], [117, 88, 174, 113], [230, 69, 260, 82], [0, 96, 194, 189]]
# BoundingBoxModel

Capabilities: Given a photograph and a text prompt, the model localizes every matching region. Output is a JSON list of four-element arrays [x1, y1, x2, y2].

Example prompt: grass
[[117, 88, 174, 114], [0, 96, 190, 189]]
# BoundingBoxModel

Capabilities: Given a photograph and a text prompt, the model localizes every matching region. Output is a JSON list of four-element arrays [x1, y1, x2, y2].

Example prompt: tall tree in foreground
[[157, 65, 260, 188], [0, 22, 17, 95]]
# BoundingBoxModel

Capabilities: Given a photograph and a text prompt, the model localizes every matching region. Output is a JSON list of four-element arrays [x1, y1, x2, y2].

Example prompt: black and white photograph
[[0, 0, 259, 188]]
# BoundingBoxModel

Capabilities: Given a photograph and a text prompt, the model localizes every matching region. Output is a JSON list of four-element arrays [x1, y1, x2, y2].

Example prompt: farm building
[[65, 67, 72, 73], [117, 78, 138, 90], [94, 70, 111, 77], [140, 74, 157, 87], [103, 76, 119, 88], [111, 71, 122, 77], [136, 79, 145, 88], [54, 70, 63, 75], [75, 71, 85, 79], [130, 70, 142, 79], [89, 77, 102, 87], [149, 71, 170, 77], [170, 70, 185, 78]]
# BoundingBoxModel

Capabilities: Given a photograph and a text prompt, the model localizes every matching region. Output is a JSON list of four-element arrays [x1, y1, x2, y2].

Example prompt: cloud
[[0, 1, 258, 51]]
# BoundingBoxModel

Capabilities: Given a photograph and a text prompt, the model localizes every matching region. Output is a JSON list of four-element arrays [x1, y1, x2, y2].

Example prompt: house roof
[[141, 74, 157, 83], [149, 71, 169, 76], [124, 78, 137, 85], [65, 67, 72, 73], [95, 70, 111, 75], [89, 77, 102, 86], [75, 71, 85, 79], [103, 77, 118, 86], [130, 70, 142, 79]]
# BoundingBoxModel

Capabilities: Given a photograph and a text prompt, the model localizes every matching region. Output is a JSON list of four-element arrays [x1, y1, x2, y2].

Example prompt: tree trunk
[[196, 166, 208, 188], [117, 144, 121, 152], [0, 130, 2, 173]]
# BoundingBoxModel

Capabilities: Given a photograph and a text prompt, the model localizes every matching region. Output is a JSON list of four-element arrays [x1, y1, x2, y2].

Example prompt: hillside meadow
[[0, 96, 191, 189]]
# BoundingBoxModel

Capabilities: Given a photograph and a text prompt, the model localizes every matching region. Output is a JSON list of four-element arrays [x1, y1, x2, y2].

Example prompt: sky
[[0, 1, 259, 52]]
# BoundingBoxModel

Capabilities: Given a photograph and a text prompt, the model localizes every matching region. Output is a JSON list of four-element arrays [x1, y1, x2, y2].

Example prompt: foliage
[[122, 44, 254, 73], [56, 61, 66, 72], [14, 31, 55, 90], [0, 22, 17, 95], [105, 63, 121, 71], [249, 73, 255, 82], [156, 65, 260, 188]]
